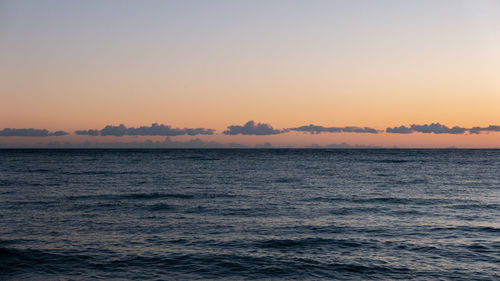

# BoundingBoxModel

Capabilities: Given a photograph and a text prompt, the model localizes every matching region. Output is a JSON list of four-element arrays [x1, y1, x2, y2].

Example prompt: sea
[[0, 149, 499, 280]]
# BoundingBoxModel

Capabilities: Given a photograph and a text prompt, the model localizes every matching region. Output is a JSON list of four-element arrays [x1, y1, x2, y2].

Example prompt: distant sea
[[0, 149, 499, 280]]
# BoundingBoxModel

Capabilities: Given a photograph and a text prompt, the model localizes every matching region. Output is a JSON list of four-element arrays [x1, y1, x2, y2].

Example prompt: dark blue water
[[0, 149, 499, 280]]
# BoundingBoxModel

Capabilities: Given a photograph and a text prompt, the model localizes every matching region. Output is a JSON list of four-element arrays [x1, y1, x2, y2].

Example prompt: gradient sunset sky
[[1, 0, 499, 148]]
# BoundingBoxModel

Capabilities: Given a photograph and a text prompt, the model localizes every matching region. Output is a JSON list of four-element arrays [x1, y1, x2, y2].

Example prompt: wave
[[65, 192, 237, 202], [373, 159, 410, 163], [256, 237, 364, 249], [274, 177, 303, 183], [0, 247, 417, 280], [308, 196, 464, 205], [448, 203, 500, 210], [0, 247, 93, 276], [61, 170, 149, 175], [170, 155, 221, 161], [66, 193, 196, 201], [429, 225, 500, 233]]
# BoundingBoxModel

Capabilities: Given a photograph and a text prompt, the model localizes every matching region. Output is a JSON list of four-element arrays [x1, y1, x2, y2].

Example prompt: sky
[[1, 0, 499, 148]]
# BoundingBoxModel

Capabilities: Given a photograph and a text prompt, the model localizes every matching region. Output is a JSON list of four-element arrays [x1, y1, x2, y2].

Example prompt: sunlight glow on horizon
[[0, 0, 499, 147]]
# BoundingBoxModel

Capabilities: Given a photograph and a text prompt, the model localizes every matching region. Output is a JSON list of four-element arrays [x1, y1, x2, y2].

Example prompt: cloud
[[75, 129, 100, 136], [290, 124, 379, 134], [75, 123, 215, 136], [386, 123, 468, 134], [46, 137, 257, 148], [0, 128, 69, 137], [227, 142, 249, 148], [305, 142, 383, 148], [0, 137, 279, 148], [41, 137, 225, 148], [469, 125, 500, 134], [223, 121, 286, 135], [223, 121, 378, 136], [411, 123, 467, 134], [255, 142, 273, 148], [386, 125, 413, 134]]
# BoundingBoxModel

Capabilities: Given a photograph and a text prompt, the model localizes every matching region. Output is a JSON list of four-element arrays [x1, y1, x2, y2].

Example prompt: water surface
[[0, 149, 499, 280]]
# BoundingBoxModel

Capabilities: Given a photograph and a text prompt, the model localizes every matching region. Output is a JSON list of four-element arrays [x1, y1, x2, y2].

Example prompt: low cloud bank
[[386, 123, 500, 134], [305, 142, 383, 149], [0, 128, 69, 137], [290, 124, 379, 134], [223, 121, 286, 135], [469, 125, 500, 134], [224, 121, 379, 135], [34, 138, 272, 149], [75, 123, 215, 136], [4, 122, 499, 138], [255, 142, 273, 148]]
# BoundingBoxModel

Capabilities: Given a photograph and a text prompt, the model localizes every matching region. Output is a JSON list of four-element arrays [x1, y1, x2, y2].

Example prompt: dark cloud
[[0, 128, 69, 137], [386, 123, 468, 134], [411, 123, 467, 134], [223, 121, 379, 136], [75, 129, 100, 136], [469, 125, 500, 134], [223, 121, 286, 135], [290, 124, 378, 134], [75, 123, 215, 136], [342, 127, 379, 134], [290, 125, 342, 134], [386, 125, 413, 134]]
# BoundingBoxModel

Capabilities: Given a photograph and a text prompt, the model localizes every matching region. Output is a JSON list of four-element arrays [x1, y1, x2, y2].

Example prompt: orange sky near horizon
[[0, 0, 499, 147]]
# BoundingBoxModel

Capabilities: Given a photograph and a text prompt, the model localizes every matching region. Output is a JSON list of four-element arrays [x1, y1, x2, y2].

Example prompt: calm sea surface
[[0, 149, 499, 280]]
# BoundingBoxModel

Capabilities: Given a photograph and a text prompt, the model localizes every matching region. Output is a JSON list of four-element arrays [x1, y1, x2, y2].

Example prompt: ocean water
[[0, 149, 499, 280]]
